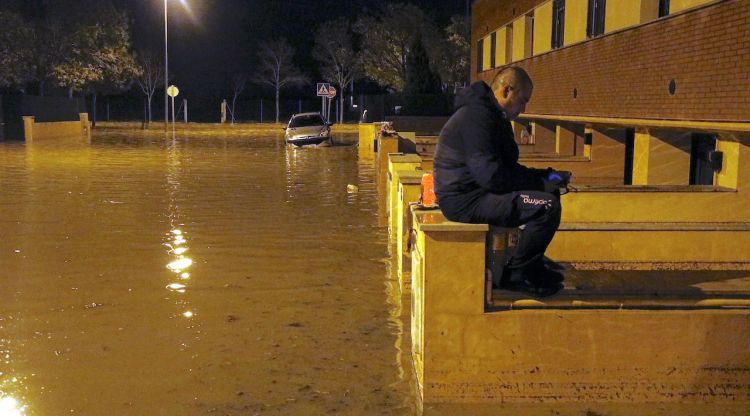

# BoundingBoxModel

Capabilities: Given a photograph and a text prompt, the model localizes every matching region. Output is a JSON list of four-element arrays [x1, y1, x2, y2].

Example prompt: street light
[[164, 0, 188, 134]]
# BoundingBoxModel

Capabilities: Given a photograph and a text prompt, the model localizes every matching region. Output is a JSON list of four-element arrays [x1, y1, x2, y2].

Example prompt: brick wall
[[472, 0, 750, 122]]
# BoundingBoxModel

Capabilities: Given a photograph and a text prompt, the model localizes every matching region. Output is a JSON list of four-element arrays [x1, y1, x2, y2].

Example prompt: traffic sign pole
[[167, 85, 179, 135], [171, 95, 176, 134], [326, 86, 337, 124], [317, 83, 331, 120]]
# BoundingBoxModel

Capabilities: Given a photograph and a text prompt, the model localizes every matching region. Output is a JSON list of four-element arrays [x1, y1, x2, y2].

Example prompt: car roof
[[291, 112, 323, 118]]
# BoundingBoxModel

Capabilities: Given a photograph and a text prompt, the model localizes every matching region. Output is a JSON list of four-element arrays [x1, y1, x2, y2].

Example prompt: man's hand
[[543, 169, 572, 193]]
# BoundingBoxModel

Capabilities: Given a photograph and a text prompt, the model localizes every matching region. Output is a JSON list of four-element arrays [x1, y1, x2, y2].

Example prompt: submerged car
[[284, 112, 332, 146]]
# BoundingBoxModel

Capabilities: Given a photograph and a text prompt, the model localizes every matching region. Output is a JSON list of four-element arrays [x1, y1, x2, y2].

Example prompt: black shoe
[[499, 278, 563, 298], [503, 261, 564, 285], [526, 261, 564, 285]]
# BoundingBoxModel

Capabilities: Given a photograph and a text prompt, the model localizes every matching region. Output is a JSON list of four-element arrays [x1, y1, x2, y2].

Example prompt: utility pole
[[164, 0, 169, 134]]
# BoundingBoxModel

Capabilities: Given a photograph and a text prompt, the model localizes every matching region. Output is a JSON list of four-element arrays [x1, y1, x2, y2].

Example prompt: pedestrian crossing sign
[[317, 83, 330, 97]]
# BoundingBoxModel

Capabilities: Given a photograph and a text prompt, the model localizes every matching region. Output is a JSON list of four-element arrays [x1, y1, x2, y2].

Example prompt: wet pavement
[[0, 128, 417, 415]]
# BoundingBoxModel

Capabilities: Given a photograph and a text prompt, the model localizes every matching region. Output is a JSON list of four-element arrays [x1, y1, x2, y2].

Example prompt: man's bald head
[[490, 67, 533, 121], [491, 67, 533, 94]]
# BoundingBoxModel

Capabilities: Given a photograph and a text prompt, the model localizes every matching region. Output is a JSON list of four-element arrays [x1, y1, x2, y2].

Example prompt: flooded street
[[0, 127, 417, 415], [1, 127, 708, 416]]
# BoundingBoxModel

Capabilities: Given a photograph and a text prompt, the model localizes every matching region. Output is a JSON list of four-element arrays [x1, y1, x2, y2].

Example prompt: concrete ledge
[[358, 122, 381, 157], [560, 189, 747, 223], [569, 184, 736, 193], [23, 114, 90, 143], [415, 135, 438, 155], [491, 269, 750, 309], [416, 214, 489, 232], [418, 222, 489, 232], [559, 222, 750, 231], [411, 212, 750, 403], [520, 154, 591, 162], [492, 297, 750, 310], [549, 229, 750, 265], [387, 153, 424, 238], [520, 113, 750, 134]]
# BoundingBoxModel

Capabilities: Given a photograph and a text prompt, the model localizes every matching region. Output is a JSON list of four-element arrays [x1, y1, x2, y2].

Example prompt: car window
[[289, 115, 324, 128]]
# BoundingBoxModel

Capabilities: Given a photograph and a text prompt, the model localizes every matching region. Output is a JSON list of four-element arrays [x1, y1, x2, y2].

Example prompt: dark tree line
[[250, 2, 470, 122], [1, 1, 469, 123]]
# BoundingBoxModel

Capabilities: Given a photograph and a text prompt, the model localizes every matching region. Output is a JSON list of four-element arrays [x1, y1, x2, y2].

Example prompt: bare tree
[[229, 74, 246, 124], [135, 51, 163, 124], [313, 18, 360, 124], [255, 38, 308, 123]]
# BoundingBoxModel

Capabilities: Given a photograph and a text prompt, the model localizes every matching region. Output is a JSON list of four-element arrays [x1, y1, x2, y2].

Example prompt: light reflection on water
[[0, 131, 416, 415], [0, 335, 28, 416], [0, 396, 27, 416]]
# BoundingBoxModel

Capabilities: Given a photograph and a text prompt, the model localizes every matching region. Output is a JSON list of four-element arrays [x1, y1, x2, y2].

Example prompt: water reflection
[[1, 131, 426, 414], [0, 330, 29, 416], [0, 396, 27, 416], [164, 140, 195, 320]]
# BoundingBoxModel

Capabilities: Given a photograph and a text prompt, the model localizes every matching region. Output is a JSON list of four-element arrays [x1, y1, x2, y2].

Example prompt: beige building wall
[[606, 0, 660, 32], [588, 127, 627, 184], [557, 122, 585, 156], [670, 0, 716, 14], [633, 130, 692, 185], [511, 14, 533, 61], [605, 0, 640, 32], [494, 27, 508, 67], [482, 34, 492, 71], [533, 1, 553, 55], [716, 135, 750, 191], [564, 0, 589, 45], [532, 120, 557, 153]]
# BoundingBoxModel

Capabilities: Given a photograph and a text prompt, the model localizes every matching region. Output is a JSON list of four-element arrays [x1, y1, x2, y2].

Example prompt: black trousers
[[441, 190, 561, 271]]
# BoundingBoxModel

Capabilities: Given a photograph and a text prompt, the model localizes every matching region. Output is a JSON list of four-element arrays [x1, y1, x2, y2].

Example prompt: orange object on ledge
[[420, 172, 437, 207]]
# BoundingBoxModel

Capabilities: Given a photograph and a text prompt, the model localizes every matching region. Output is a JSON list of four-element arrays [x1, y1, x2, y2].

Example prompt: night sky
[[117, 0, 468, 97], [2, 0, 469, 120]]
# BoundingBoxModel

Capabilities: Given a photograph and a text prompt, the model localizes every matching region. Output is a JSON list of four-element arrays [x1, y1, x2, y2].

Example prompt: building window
[[506, 24, 513, 63], [526, 12, 534, 57], [490, 32, 497, 68], [586, 0, 606, 38], [477, 38, 484, 72], [552, 0, 565, 49], [690, 134, 717, 185], [659, 0, 670, 17], [624, 128, 635, 185]]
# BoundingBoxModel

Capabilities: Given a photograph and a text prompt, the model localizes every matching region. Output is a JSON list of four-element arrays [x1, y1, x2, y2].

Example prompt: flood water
[[0, 127, 421, 415], [4, 128, 734, 416]]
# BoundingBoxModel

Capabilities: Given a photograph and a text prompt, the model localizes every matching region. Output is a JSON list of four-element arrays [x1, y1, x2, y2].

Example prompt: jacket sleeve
[[510, 163, 548, 191], [461, 107, 545, 193]]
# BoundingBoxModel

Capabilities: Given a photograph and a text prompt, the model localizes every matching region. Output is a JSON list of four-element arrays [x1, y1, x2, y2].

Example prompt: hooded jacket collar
[[454, 81, 507, 119]]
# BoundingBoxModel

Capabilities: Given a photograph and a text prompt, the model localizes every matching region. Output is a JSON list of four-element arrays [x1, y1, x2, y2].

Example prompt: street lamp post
[[164, 0, 169, 134], [164, 0, 188, 134]]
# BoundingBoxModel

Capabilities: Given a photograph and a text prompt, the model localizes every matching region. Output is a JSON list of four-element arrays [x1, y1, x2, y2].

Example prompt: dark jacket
[[434, 82, 547, 214]]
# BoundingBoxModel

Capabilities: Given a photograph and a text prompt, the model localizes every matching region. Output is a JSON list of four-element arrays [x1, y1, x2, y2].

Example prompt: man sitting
[[433, 67, 571, 297]]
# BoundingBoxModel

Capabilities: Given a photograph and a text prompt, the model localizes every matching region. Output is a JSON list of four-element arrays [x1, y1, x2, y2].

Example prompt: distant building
[[471, 0, 749, 186]]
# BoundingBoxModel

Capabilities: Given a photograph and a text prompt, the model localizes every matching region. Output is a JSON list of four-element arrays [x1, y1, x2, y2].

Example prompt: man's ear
[[502, 85, 512, 99]]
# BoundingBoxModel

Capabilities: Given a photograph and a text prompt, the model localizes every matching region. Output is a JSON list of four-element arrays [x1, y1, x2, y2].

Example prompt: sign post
[[317, 83, 330, 120], [327, 86, 337, 123], [167, 85, 180, 134]]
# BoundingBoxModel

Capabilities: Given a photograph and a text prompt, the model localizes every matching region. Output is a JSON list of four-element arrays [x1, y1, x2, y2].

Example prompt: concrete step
[[549, 223, 750, 267], [491, 269, 750, 310]]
